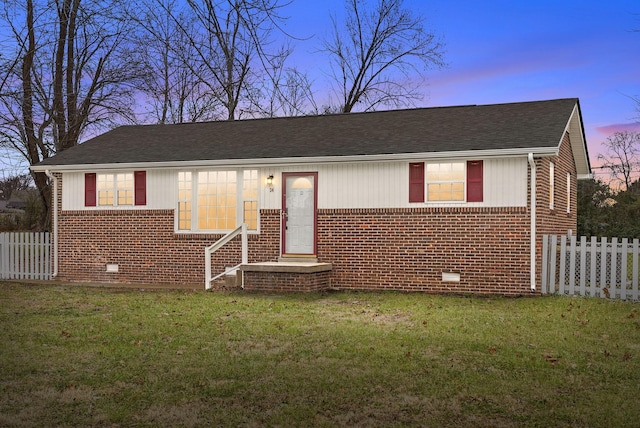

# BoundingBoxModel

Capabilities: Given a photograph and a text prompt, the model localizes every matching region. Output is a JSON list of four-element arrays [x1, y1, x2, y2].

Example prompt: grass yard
[[1, 282, 639, 427]]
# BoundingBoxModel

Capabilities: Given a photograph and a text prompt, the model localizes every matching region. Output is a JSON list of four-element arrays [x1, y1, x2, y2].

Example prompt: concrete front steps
[[239, 260, 333, 292]]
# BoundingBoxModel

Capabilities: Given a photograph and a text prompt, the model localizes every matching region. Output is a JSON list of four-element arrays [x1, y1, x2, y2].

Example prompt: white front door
[[283, 173, 317, 255]]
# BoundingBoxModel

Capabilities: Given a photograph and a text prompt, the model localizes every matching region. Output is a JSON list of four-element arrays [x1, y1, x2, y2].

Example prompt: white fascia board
[[561, 104, 591, 176], [31, 146, 559, 172]]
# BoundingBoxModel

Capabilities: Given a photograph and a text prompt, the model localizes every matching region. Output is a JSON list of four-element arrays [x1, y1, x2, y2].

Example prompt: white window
[[243, 170, 258, 230], [198, 170, 237, 230], [98, 173, 133, 206], [549, 162, 555, 210], [177, 169, 258, 232], [177, 172, 192, 230], [426, 162, 465, 202], [566, 172, 571, 213]]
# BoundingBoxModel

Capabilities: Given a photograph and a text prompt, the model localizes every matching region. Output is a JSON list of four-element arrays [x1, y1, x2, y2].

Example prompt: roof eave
[[31, 146, 560, 172], [560, 101, 591, 176]]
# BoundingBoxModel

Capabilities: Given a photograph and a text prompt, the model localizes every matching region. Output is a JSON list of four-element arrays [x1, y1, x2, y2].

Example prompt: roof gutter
[[527, 153, 536, 292], [30, 146, 560, 173], [44, 170, 58, 278]]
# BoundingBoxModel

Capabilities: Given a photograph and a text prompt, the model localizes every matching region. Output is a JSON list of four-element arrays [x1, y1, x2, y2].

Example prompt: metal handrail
[[204, 223, 248, 290]]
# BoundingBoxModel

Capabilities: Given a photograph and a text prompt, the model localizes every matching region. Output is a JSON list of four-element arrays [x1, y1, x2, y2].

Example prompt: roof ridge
[[116, 98, 578, 129]]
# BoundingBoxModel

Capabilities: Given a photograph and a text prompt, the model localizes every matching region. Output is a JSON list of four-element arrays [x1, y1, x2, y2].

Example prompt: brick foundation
[[56, 209, 280, 286], [243, 271, 332, 292], [56, 206, 536, 295], [317, 207, 532, 295]]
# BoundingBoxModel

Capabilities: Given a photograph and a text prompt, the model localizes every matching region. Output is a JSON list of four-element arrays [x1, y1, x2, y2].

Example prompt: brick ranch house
[[32, 98, 591, 294]]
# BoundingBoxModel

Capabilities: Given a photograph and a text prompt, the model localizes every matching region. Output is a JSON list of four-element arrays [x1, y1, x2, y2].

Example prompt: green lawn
[[1, 282, 639, 427]]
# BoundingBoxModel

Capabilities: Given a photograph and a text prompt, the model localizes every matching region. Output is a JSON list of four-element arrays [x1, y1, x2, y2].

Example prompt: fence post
[[579, 236, 587, 297], [559, 235, 567, 295], [633, 239, 639, 301], [610, 238, 618, 299], [621, 238, 628, 300], [541, 235, 549, 294], [0, 233, 5, 279], [589, 236, 597, 298], [550, 235, 557, 294], [600, 236, 608, 298], [569, 235, 577, 296]]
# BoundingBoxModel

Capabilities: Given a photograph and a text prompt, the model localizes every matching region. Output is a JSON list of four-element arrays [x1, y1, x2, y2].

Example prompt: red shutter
[[134, 171, 146, 206], [409, 162, 425, 203], [85, 173, 96, 207], [467, 160, 483, 202]]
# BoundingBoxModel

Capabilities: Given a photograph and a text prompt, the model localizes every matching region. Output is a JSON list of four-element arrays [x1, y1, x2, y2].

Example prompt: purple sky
[[284, 0, 640, 172]]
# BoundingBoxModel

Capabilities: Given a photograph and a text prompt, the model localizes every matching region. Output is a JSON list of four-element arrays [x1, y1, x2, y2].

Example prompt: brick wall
[[536, 132, 578, 237], [56, 207, 281, 287], [533, 132, 578, 285], [316, 207, 532, 295], [55, 206, 533, 294], [243, 271, 331, 292]]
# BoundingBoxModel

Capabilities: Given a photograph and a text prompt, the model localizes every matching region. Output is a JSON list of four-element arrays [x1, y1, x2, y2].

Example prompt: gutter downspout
[[44, 170, 58, 278], [527, 153, 536, 292]]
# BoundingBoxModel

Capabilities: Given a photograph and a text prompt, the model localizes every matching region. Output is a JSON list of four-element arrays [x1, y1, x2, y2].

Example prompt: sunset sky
[[284, 0, 640, 173], [1, 0, 638, 178]]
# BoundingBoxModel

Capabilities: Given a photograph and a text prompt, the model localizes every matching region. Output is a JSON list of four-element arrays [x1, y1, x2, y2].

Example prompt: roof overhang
[[561, 102, 591, 176], [32, 146, 560, 173]]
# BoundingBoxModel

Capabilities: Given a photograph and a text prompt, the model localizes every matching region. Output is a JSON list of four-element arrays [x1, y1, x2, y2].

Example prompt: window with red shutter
[[409, 162, 425, 202], [134, 171, 146, 205], [466, 160, 483, 202], [85, 173, 97, 207]]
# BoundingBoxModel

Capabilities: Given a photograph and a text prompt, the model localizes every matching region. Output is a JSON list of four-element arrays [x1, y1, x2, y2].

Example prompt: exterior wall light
[[266, 174, 274, 192]]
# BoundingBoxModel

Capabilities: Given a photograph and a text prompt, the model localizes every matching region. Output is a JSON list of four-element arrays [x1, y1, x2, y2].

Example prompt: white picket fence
[[0, 232, 52, 280], [541, 235, 640, 301]]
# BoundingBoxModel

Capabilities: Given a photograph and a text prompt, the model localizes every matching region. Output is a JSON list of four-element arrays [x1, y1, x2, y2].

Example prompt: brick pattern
[[56, 207, 281, 286], [536, 132, 577, 236], [533, 132, 578, 285], [243, 271, 331, 292], [316, 207, 532, 295]]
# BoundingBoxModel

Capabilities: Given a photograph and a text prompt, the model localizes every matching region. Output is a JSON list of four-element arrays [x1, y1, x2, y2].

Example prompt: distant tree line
[[578, 177, 640, 240], [579, 132, 640, 239]]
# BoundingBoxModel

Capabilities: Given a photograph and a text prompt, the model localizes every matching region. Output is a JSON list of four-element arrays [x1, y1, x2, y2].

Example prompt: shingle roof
[[35, 98, 583, 167]]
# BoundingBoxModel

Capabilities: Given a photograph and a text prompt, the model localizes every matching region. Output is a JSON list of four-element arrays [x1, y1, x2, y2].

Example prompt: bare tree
[[322, 0, 445, 113], [250, 66, 318, 117], [176, 0, 293, 120], [132, 0, 221, 123], [0, 0, 141, 220], [597, 131, 640, 191]]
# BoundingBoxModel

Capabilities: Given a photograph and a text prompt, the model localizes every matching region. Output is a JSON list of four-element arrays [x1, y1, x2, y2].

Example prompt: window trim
[[410, 160, 483, 204], [84, 171, 146, 208], [549, 162, 555, 210], [426, 161, 466, 203], [175, 168, 260, 234], [566, 172, 571, 213]]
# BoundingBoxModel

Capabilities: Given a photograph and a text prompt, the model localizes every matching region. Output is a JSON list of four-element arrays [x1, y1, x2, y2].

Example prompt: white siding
[[62, 170, 176, 211], [481, 157, 528, 207], [61, 172, 85, 210], [260, 157, 527, 210], [61, 157, 528, 211]]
